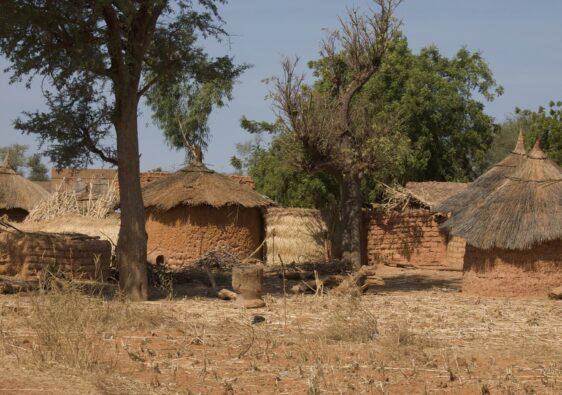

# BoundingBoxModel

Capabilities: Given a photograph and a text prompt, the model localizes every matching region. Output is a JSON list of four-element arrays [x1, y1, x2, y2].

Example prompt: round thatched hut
[[142, 162, 274, 268], [444, 140, 561, 297], [436, 131, 527, 216], [0, 158, 49, 222]]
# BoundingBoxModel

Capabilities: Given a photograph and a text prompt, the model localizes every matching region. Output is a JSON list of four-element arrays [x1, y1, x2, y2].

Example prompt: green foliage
[[234, 133, 338, 208], [0, 144, 28, 174], [1, 1, 239, 168], [0, 145, 49, 180], [146, 63, 247, 161], [239, 37, 501, 208], [27, 153, 49, 181], [344, 38, 502, 182], [486, 102, 562, 166]]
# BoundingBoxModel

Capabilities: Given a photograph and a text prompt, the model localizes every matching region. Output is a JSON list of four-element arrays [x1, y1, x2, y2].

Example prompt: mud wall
[[462, 241, 562, 297], [366, 208, 463, 269], [146, 205, 263, 268], [0, 208, 29, 223], [0, 231, 111, 280]]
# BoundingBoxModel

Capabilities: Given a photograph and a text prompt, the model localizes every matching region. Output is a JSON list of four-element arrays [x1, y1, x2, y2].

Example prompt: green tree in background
[[236, 36, 502, 210], [486, 102, 562, 166], [0, 145, 49, 180], [27, 153, 49, 181], [146, 65, 247, 164], [0, 144, 28, 174]]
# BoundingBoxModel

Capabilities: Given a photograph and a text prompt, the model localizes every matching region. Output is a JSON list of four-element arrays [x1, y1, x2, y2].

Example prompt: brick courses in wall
[[146, 205, 263, 268], [462, 240, 562, 297], [366, 208, 464, 269], [0, 231, 111, 280]]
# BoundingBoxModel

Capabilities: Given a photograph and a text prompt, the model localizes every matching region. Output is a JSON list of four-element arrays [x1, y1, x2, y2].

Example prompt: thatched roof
[[0, 159, 50, 212], [435, 131, 527, 215], [404, 182, 469, 211], [142, 162, 274, 211], [442, 140, 562, 250]]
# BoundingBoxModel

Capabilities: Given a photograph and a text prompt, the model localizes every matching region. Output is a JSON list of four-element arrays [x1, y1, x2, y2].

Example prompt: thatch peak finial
[[1, 151, 11, 169], [529, 137, 547, 159], [512, 129, 526, 155]]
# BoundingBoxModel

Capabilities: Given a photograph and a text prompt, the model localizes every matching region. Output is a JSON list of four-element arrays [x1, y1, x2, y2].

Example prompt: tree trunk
[[115, 94, 148, 301], [339, 173, 364, 268]]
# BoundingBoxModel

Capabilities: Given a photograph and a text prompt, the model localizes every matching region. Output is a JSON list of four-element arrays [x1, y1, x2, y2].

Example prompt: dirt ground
[[0, 266, 560, 394]]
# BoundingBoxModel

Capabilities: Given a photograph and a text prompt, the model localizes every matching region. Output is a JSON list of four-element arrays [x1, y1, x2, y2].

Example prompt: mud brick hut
[[0, 224, 111, 280], [0, 158, 49, 222], [142, 162, 274, 268], [443, 140, 561, 297], [366, 181, 468, 269]]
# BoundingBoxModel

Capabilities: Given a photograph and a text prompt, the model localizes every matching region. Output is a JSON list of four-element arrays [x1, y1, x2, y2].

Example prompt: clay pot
[[232, 264, 265, 309]]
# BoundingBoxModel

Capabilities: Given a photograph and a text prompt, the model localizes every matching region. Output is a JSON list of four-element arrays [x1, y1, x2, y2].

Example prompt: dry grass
[[26, 178, 117, 222], [0, 272, 560, 394], [19, 214, 120, 247]]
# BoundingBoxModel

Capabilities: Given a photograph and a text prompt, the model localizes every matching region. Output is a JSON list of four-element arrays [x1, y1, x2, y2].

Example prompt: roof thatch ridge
[[142, 162, 274, 211], [444, 141, 561, 250], [512, 129, 526, 155], [435, 131, 527, 215]]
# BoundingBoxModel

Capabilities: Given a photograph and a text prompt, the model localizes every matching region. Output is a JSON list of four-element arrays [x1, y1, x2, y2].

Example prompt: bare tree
[[270, 0, 403, 267]]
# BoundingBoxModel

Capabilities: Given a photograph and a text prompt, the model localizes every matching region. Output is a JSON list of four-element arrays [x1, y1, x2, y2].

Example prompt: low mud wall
[[0, 230, 111, 280], [366, 208, 463, 269], [462, 240, 562, 297]]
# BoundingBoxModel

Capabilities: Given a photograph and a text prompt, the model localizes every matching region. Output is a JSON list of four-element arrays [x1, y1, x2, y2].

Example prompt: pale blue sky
[[1, 0, 561, 173]]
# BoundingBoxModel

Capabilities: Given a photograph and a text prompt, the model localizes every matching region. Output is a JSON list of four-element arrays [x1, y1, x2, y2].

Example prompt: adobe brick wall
[[146, 205, 263, 268], [0, 208, 29, 223], [366, 208, 462, 268], [0, 231, 111, 280], [462, 240, 562, 298]]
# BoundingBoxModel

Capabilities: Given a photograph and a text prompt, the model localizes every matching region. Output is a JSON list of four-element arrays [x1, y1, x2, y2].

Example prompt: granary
[[0, 157, 49, 222], [365, 181, 468, 269], [443, 140, 562, 297], [142, 162, 274, 268]]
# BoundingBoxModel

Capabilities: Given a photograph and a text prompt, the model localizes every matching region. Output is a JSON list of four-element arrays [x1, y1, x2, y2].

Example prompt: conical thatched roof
[[0, 159, 50, 212], [142, 162, 274, 211], [443, 140, 562, 250], [435, 131, 527, 215]]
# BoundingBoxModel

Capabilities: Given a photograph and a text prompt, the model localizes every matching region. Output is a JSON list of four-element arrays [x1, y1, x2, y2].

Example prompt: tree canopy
[[235, 36, 502, 208]]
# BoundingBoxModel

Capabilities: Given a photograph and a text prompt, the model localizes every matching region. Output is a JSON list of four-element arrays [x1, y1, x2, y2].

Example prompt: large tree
[[0, 1, 241, 300], [267, 1, 403, 267]]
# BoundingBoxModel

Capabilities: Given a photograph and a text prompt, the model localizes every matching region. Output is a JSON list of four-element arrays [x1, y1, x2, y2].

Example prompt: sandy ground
[[0, 266, 560, 394]]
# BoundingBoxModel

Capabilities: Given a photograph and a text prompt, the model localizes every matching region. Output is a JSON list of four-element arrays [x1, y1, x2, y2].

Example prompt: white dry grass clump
[[26, 177, 117, 222]]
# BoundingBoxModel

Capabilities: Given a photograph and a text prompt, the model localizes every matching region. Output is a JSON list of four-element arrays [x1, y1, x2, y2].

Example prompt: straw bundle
[[25, 177, 117, 222], [265, 207, 329, 265]]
